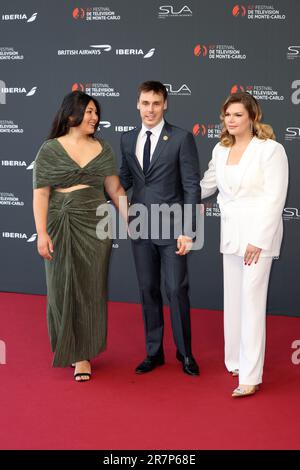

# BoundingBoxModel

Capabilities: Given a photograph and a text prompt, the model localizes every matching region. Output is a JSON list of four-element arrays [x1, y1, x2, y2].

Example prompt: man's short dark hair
[[138, 81, 168, 101]]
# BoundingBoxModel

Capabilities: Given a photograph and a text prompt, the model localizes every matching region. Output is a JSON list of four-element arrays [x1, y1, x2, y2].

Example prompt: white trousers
[[223, 254, 273, 385]]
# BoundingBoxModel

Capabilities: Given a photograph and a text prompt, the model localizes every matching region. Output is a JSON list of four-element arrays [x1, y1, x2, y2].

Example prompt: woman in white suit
[[201, 92, 288, 397]]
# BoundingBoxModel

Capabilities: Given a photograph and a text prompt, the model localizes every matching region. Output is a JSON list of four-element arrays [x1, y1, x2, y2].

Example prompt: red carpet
[[0, 292, 299, 450]]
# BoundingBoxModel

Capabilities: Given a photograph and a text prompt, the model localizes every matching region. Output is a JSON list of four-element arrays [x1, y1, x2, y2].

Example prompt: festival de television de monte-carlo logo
[[72, 6, 121, 21], [231, 4, 286, 20]]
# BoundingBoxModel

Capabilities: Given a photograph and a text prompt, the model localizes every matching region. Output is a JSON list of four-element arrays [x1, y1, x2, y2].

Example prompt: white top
[[225, 164, 241, 192], [135, 119, 165, 170]]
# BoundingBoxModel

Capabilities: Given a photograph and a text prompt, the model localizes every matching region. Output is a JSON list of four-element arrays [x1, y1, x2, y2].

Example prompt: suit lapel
[[147, 122, 171, 173], [129, 126, 144, 175], [231, 137, 256, 195], [219, 147, 232, 194]]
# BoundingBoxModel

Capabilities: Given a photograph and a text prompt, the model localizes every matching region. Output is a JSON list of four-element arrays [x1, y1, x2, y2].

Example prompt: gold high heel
[[231, 369, 239, 377], [232, 384, 260, 398]]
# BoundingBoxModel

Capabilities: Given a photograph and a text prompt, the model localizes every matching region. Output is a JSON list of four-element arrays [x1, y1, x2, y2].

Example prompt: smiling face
[[77, 100, 99, 135], [224, 102, 252, 139], [137, 90, 167, 128]]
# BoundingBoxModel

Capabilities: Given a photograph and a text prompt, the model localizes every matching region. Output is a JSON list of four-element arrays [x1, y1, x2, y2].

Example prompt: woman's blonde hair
[[220, 92, 276, 147]]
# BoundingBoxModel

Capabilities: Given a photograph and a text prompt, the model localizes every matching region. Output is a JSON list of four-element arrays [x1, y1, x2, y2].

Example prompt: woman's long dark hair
[[48, 91, 101, 139]]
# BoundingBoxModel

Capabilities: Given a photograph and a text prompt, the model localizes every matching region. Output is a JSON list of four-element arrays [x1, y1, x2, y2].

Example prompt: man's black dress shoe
[[135, 355, 165, 374], [176, 351, 199, 376]]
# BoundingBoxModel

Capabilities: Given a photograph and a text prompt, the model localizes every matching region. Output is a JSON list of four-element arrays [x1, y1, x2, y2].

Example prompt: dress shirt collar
[[141, 119, 165, 138]]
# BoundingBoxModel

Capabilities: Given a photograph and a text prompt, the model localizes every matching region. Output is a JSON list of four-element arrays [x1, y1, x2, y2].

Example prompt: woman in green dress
[[33, 91, 127, 381]]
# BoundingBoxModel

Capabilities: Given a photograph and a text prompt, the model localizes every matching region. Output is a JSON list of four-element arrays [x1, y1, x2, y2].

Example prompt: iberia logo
[[72, 83, 85, 92], [231, 84, 245, 94], [232, 5, 247, 17], [193, 124, 206, 136], [194, 44, 208, 57], [73, 8, 85, 19]]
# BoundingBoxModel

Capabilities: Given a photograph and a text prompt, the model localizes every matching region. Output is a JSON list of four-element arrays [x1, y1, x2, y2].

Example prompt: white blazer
[[200, 137, 289, 257]]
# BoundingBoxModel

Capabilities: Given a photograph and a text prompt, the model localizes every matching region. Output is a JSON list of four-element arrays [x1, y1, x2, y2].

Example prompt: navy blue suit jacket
[[120, 121, 201, 243]]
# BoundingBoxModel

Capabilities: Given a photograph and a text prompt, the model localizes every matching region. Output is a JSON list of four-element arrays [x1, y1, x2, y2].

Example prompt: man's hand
[[176, 235, 193, 256]]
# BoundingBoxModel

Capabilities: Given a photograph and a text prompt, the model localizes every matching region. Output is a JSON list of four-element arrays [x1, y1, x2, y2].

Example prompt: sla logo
[[164, 84, 191, 95], [193, 124, 206, 137], [194, 44, 208, 57], [232, 5, 247, 17], [291, 80, 300, 104], [283, 208, 300, 220], [116, 48, 155, 58], [158, 5, 192, 17], [1, 12, 37, 22], [287, 46, 300, 59], [73, 8, 85, 19], [285, 127, 300, 141]]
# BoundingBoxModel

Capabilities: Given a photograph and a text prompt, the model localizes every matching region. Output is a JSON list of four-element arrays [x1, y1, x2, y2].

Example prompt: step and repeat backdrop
[[0, 0, 299, 315]]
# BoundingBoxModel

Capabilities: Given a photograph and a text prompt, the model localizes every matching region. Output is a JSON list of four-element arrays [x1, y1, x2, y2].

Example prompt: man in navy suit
[[120, 81, 201, 375]]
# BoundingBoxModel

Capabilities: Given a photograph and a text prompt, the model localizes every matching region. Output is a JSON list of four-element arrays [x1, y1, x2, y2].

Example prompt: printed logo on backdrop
[[204, 204, 299, 220], [97, 121, 136, 133], [72, 83, 120, 97], [0, 47, 24, 61], [72, 7, 121, 21], [158, 5, 192, 19], [0, 120, 24, 133], [203, 203, 220, 217], [283, 208, 300, 221], [0, 192, 25, 206], [1, 159, 33, 169], [231, 84, 284, 101], [164, 84, 191, 96], [1, 12, 37, 22], [58, 45, 155, 59], [58, 45, 112, 56], [194, 43, 246, 60], [284, 127, 300, 142], [98, 121, 111, 129], [193, 123, 221, 140], [114, 125, 136, 132], [232, 4, 286, 20], [291, 80, 300, 105], [287, 46, 300, 60], [0, 81, 37, 104], [1, 231, 37, 241], [115, 48, 155, 58]]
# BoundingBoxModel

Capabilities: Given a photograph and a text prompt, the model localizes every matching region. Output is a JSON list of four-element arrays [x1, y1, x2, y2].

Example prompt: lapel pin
[[163, 135, 169, 141]]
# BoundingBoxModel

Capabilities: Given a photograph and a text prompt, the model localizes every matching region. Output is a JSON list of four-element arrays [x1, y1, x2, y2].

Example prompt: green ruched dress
[[33, 138, 118, 367]]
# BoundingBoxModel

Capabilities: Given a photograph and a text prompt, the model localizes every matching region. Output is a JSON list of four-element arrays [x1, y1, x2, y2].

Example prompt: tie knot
[[146, 130, 152, 138]]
